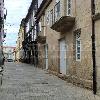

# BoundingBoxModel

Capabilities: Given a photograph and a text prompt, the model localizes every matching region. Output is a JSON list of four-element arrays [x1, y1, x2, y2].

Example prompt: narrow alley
[[0, 62, 100, 100], [1, 0, 100, 99]]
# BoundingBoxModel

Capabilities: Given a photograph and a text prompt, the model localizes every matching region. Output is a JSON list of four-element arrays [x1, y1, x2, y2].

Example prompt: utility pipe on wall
[[91, 0, 97, 94]]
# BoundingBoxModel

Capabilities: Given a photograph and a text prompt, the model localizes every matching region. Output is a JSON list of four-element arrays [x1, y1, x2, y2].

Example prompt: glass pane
[[77, 40, 80, 46], [68, 0, 71, 2], [68, 3, 71, 8], [76, 33, 80, 39], [77, 47, 80, 53], [77, 54, 80, 59], [68, 9, 71, 15], [55, 1, 60, 19], [57, 2, 60, 16]]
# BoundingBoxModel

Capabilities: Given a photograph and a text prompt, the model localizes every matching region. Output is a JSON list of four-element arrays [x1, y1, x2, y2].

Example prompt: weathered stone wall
[[38, 43, 45, 69], [67, 0, 93, 88], [45, 1, 60, 72], [37, 0, 93, 89]]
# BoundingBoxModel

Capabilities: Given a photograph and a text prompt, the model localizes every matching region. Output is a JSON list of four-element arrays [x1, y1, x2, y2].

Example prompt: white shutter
[[39, 22, 41, 32]]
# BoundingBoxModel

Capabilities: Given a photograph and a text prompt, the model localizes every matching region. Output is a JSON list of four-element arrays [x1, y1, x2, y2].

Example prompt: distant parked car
[[7, 59, 13, 62]]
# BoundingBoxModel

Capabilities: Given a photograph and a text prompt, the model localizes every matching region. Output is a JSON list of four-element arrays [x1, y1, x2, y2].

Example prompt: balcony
[[36, 22, 46, 44], [51, 1, 75, 32], [51, 16, 75, 32]]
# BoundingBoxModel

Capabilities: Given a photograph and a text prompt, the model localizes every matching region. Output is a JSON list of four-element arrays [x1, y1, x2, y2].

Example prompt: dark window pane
[[77, 54, 80, 59]]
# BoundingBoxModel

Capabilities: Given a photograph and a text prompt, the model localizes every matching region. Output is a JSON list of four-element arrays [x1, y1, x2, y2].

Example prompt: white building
[[3, 46, 16, 61]]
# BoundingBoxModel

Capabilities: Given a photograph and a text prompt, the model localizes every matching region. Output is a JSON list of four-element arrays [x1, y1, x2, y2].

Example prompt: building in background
[[3, 46, 15, 62], [34, 0, 100, 95], [0, 0, 7, 66], [15, 36, 20, 62], [16, 0, 100, 95], [16, 0, 38, 64], [17, 0, 38, 64], [15, 19, 25, 62]]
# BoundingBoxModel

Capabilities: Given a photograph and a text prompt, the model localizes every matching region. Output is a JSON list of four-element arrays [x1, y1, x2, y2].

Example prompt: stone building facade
[[16, 19, 25, 62], [16, 35, 20, 62], [22, 0, 38, 64], [16, 0, 39, 64], [35, 0, 95, 91], [3, 46, 15, 61], [18, 0, 100, 94], [0, 0, 7, 66]]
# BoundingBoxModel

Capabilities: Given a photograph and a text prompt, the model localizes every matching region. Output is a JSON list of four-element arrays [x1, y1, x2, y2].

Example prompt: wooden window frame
[[50, 9, 53, 26], [54, 1, 60, 22]]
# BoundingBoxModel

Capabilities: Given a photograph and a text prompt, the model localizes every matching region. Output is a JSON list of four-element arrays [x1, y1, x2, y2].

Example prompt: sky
[[3, 0, 33, 47]]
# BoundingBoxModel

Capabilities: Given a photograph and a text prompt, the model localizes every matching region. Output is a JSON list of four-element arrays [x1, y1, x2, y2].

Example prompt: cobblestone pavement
[[0, 62, 100, 100]]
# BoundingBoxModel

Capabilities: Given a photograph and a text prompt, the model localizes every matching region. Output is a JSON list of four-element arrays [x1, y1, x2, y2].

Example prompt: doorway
[[45, 44, 48, 70], [59, 39, 67, 75]]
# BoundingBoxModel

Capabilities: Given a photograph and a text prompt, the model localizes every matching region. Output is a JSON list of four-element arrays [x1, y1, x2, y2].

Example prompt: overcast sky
[[4, 0, 42, 47], [4, 0, 32, 47]]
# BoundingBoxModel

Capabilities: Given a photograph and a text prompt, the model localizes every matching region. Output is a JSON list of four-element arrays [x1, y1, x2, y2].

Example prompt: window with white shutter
[[76, 33, 81, 61], [39, 22, 41, 32]]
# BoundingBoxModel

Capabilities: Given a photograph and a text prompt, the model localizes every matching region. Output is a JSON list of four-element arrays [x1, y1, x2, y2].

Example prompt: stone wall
[[37, 0, 93, 89]]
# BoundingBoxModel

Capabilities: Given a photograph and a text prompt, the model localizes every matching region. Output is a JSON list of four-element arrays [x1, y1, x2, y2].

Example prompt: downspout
[[34, 0, 39, 67], [91, 0, 97, 94]]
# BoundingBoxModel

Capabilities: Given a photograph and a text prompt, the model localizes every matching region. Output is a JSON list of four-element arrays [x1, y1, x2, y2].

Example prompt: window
[[34, 25, 37, 40], [76, 33, 81, 61], [54, 1, 60, 22], [32, 11, 35, 25], [39, 22, 41, 32], [43, 15, 46, 36], [56, 0, 59, 3], [50, 9, 53, 25], [67, 0, 71, 16], [29, 18, 32, 29], [26, 22, 29, 33], [46, 11, 50, 25]]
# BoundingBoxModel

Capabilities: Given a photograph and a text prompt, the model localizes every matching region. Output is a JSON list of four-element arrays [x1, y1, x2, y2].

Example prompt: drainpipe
[[91, 0, 97, 94]]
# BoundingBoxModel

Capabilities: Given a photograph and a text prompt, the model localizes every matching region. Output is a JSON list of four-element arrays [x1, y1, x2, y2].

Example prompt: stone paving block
[[0, 62, 100, 100]]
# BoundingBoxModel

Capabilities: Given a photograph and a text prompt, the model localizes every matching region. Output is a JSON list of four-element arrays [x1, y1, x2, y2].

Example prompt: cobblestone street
[[0, 62, 100, 100]]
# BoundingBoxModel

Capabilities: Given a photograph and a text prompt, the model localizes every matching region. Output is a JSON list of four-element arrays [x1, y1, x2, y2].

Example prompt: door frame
[[58, 37, 67, 74], [44, 44, 48, 70]]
